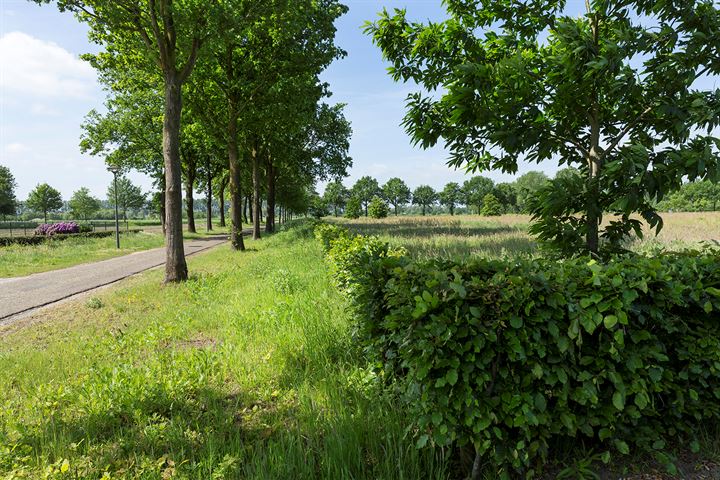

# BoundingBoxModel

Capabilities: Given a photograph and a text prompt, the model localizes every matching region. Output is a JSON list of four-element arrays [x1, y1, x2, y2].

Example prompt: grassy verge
[[0, 226, 450, 479]]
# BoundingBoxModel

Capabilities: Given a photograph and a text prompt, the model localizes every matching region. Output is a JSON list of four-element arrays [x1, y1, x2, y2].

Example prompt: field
[[0, 216, 718, 479], [332, 212, 720, 260]]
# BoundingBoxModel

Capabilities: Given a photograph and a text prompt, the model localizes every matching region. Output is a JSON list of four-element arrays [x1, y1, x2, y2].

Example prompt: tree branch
[[599, 105, 653, 161]]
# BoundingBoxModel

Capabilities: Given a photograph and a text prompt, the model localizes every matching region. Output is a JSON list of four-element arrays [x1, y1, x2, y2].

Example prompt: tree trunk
[[247, 196, 252, 225], [162, 76, 188, 283], [218, 176, 227, 228], [228, 100, 245, 251], [206, 160, 213, 232], [265, 155, 275, 234], [252, 140, 262, 240], [185, 168, 196, 234], [586, 11, 601, 255], [395, 204, 399, 215]]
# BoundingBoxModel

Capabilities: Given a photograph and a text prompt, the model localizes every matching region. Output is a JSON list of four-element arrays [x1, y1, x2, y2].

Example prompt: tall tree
[[493, 182, 517, 213], [462, 176, 494, 214], [27, 183, 63, 223], [412, 185, 437, 216], [351, 176, 381, 216], [439, 182, 462, 216], [382, 177, 411, 215], [515, 171, 550, 213], [69, 187, 101, 220], [0, 165, 17, 221], [39, 0, 218, 281], [323, 180, 349, 217], [367, 0, 720, 255]]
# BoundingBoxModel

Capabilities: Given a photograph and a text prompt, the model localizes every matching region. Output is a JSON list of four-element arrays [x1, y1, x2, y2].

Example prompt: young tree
[[108, 176, 146, 223], [368, 195, 389, 219], [345, 196, 362, 219], [439, 182, 462, 215], [480, 193, 502, 216], [462, 176, 494, 214], [382, 177, 411, 215], [27, 183, 63, 223], [493, 183, 517, 213], [323, 180, 349, 217], [69, 187, 101, 221], [412, 185, 437, 216], [351, 176, 381, 216], [367, 0, 720, 255], [0, 165, 17, 221]]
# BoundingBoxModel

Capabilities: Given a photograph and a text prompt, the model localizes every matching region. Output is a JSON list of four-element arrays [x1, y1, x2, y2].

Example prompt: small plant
[[85, 297, 104, 309], [368, 196, 389, 219]]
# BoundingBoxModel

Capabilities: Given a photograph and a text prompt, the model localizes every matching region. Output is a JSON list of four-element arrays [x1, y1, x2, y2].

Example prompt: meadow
[[0, 216, 718, 479]]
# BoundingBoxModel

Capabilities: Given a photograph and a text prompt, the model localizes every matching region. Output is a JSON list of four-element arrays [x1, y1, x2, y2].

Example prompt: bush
[[345, 197, 362, 219], [317, 223, 720, 477], [34, 222, 80, 236], [368, 196, 389, 219], [0, 230, 143, 247], [480, 193, 502, 216]]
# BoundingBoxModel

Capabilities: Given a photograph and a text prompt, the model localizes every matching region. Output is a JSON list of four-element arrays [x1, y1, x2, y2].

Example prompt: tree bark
[[228, 101, 245, 251], [218, 176, 227, 228], [206, 159, 213, 232], [184, 164, 196, 234], [252, 139, 262, 240], [265, 155, 276, 234], [162, 76, 188, 283]]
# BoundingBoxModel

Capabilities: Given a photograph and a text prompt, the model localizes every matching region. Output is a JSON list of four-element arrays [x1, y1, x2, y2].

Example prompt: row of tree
[[0, 166, 146, 223], [37, 0, 353, 282], [321, 170, 562, 217]]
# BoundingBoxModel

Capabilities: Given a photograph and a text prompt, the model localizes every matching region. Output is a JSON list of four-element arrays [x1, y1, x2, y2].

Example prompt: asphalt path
[[0, 235, 228, 324]]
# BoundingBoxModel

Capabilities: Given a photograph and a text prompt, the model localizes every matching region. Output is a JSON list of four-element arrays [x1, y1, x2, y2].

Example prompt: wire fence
[[0, 220, 127, 238]]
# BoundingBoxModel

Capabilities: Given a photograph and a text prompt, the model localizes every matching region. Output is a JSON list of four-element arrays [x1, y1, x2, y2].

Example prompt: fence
[[0, 220, 128, 238]]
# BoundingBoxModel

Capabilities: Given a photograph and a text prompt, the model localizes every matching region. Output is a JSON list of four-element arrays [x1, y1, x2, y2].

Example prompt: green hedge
[[0, 230, 144, 247], [316, 223, 720, 477]]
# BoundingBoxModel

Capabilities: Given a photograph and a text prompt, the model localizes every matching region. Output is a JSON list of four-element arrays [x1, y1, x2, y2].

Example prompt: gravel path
[[0, 236, 228, 323]]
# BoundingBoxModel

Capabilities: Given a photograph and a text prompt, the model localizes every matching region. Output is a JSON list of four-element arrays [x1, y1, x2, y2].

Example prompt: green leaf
[[416, 434, 429, 449], [446, 369, 458, 386], [613, 391, 625, 411], [614, 440, 630, 455], [509, 316, 523, 328], [704, 301, 712, 313], [603, 315, 618, 329]]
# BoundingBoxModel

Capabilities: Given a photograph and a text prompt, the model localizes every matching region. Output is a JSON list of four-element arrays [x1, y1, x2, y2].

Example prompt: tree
[[367, 1, 720, 255], [351, 176, 381, 216], [38, 0, 220, 282], [0, 165, 17, 220], [439, 182, 462, 215], [27, 183, 63, 223], [368, 195, 389, 219], [382, 177, 411, 215], [69, 187, 101, 221], [345, 196, 362, 219], [323, 180, 349, 217], [515, 172, 550, 213], [493, 183, 517, 214], [462, 176, 494, 214], [659, 180, 720, 211], [480, 193, 502, 216], [412, 185, 437, 216], [108, 176, 146, 223]]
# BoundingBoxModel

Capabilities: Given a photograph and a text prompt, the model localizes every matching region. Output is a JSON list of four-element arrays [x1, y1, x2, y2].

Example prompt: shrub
[[480, 193, 502, 216], [34, 222, 80, 236], [0, 230, 143, 247], [345, 196, 362, 219], [368, 196, 389, 219], [318, 224, 720, 477]]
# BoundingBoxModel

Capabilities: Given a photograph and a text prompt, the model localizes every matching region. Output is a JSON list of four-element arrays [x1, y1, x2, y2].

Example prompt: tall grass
[[0, 227, 451, 479]]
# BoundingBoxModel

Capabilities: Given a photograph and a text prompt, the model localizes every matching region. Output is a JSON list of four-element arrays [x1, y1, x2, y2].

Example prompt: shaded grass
[[0, 229, 450, 479]]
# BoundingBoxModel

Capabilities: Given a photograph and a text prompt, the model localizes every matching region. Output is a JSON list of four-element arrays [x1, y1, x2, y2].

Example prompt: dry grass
[[331, 212, 720, 259]]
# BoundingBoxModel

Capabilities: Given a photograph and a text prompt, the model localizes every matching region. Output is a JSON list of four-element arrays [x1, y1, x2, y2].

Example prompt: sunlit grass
[[0, 228, 450, 479]]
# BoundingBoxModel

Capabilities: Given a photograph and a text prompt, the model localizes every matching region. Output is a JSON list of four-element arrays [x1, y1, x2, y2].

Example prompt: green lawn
[[0, 226, 449, 479]]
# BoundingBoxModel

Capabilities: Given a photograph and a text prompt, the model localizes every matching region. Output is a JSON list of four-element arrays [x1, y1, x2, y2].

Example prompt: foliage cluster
[[316, 223, 720, 478], [34, 222, 81, 236], [0, 230, 137, 248], [368, 196, 389, 219]]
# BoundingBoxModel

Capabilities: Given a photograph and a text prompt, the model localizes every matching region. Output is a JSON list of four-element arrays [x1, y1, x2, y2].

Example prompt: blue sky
[[0, 1, 606, 200]]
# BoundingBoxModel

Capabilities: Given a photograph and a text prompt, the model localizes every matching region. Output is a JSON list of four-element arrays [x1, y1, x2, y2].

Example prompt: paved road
[[0, 236, 228, 323]]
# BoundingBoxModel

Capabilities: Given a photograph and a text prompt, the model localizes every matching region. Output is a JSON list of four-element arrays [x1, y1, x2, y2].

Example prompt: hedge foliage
[[0, 230, 142, 247], [315, 223, 720, 478]]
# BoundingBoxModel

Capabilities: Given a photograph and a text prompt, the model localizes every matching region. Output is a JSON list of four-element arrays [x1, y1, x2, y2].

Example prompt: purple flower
[[34, 222, 80, 236]]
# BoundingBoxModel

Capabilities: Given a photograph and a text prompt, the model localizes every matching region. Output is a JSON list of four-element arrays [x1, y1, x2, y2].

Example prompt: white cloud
[[4, 142, 29, 153], [0, 31, 96, 98], [30, 103, 62, 116]]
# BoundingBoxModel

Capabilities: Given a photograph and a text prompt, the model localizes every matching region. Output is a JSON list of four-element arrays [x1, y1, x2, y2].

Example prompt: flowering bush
[[34, 222, 81, 236]]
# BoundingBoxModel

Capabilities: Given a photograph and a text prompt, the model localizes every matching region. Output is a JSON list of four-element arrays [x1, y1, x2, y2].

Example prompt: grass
[[0, 226, 450, 479], [332, 212, 720, 260]]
